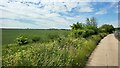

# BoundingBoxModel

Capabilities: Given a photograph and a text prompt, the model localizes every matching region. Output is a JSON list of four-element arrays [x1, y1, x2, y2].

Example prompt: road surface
[[86, 34, 118, 67]]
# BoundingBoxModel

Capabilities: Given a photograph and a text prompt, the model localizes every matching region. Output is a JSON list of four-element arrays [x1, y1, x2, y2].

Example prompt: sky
[[0, 0, 119, 29]]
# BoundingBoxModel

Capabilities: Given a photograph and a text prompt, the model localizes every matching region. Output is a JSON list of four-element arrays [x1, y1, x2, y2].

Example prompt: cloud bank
[[0, 0, 118, 29]]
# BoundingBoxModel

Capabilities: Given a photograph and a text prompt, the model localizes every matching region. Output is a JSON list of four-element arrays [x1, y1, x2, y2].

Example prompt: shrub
[[71, 30, 84, 38], [70, 22, 84, 30], [99, 33, 107, 38], [71, 29, 96, 38], [99, 24, 114, 33], [31, 36, 40, 43], [91, 35, 101, 44], [16, 35, 29, 45], [81, 29, 95, 38], [85, 25, 98, 34]]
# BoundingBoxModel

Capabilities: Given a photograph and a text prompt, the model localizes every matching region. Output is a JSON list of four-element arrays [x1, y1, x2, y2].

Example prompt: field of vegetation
[[2, 29, 70, 45], [2, 17, 115, 67]]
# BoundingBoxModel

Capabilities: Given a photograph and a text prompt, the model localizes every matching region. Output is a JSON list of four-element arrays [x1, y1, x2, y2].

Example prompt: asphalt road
[[86, 34, 118, 67]]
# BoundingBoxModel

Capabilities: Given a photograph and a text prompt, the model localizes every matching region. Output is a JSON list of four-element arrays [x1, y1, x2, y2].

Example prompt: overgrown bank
[[2, 17, 115, 67]]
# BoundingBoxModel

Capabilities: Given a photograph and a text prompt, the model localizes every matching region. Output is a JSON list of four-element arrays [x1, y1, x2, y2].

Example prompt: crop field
[[2, 29, 70, 45]]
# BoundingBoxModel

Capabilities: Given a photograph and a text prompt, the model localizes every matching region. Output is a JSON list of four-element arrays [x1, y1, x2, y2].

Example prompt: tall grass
[[2, 34, 104, 67]]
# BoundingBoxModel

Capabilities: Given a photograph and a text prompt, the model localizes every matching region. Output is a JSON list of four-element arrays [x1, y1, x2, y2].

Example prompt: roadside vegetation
[[2, 17, 115, 67], [114, 28, 120, 41]]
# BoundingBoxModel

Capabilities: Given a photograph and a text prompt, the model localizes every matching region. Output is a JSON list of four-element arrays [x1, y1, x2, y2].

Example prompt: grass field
[[2, 29, 70, 45], [2, 23, 111, 67]]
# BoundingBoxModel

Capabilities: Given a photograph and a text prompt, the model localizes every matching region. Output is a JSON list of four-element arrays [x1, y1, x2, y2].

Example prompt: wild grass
[[2, 34, 105, 67], [2, 22, 111, 67]]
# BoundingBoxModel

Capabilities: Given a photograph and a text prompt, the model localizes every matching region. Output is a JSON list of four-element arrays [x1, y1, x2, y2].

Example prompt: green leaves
[[99, 24, 114, 33], [70, 17, 98, 38], [86, 17, 97, 27], [16, 35, 29, 45], [70, 22, 83, 30], [2, 17, 112, 67], [3, 35, 103, 67]]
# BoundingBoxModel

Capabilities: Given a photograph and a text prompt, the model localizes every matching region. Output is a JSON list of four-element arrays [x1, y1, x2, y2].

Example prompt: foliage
[[2, 17, 112, 67], [16, 35, 29, 45], [99, 33, 107, 38], [91, 35, 101, 44], [99, 24, 115, 33], [31, 36, 41, 43], [71, 29, 95, 38], [2, 29, 70, 45], [86, 17, 97, 27], [115, 27, 120, 31], [2, 35, 103, 67], [70, 22, 84, 30], [47, 33, 60, 41], [70, 18, 98, 38]]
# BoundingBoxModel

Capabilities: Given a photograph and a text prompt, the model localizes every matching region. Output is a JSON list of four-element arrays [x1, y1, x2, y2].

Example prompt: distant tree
[[70, 22, 83, 30], [99, 24, 115, 33], [91, 17, 97, 27], [86, 18, 91, 25], [86, 17, 97, 27], [70, 19, 99, 38]]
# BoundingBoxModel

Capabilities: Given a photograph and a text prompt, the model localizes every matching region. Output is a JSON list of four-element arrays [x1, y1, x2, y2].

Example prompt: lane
[[86, 34, 118, 66]]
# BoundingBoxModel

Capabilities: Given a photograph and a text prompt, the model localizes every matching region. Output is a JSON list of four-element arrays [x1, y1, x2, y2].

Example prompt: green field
[[2, 23, 114, 67], [2, 29, 70, 45]]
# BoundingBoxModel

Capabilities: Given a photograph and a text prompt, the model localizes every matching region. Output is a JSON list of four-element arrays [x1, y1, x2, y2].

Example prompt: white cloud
[[63, 2, 78, 11], [76, 2, 94, 12], [79, 6, 93, 12], [0, 1, 90, 29], [18, 0, 118, 2], [0, 0, 118, 29], [0, 19, 37, 28], [95, 10, 107, 15]]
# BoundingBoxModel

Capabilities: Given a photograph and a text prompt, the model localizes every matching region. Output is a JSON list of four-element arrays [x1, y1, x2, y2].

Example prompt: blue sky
[[0, 0, 119, 29]]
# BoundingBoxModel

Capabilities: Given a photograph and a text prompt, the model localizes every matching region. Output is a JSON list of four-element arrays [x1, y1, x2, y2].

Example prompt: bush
[[81, 29, 95, 38], [85, 25, 98, 34], [31, 36, 40, 43], [99, 33, 107, 38], [71, 29, 96, 38], [99, 24, 114, 33], [91, 35, 101, 44], [71, 30, 84, 38], [16, 35, 29, 45]]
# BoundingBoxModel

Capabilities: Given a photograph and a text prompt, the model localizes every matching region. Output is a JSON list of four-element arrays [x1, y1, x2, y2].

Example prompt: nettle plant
[[16, 35, 29, 45]]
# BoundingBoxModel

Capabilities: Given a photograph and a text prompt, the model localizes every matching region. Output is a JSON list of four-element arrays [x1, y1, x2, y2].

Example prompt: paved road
[[86, 34, 118, 67]]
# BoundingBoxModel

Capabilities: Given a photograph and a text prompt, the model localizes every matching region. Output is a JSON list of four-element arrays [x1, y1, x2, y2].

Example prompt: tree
[[91, 17, 97, 27], [70, 18, 99, 38], [70, 22, 83, 30], [86, 18, 91, 25], [86, 17, 97, 27], [99, 24, 115, 33]]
